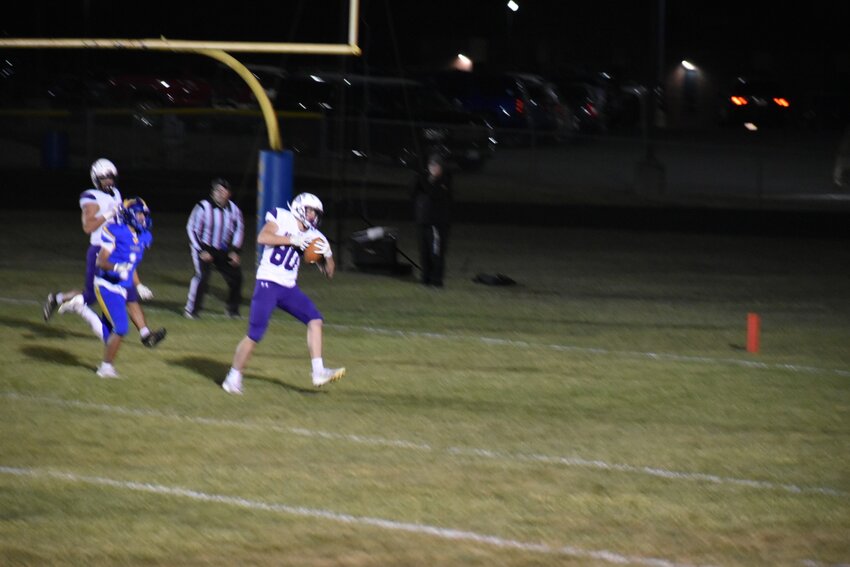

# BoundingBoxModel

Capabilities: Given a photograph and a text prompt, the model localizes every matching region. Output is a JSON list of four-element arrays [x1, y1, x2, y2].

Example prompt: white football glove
[[313, 238, 332, 258], [101, 201, 120, 221], [289, 233, 309, 250], [113, 262, 132, 281], [136, 283, 154, 301]]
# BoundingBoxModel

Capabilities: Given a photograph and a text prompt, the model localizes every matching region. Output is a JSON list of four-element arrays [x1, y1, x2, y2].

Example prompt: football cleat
[[222, 370, 243, 395], [96, 363, 120, 379], [141, 328, 167, 348], [43, 293, 59, 322], [58, 294, 85, 315], [312, 367, 346, 388]]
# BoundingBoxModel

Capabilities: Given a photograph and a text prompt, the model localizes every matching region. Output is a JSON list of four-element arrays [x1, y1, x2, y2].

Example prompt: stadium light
[[454, 53, 473, 72], [507, 1, 519, 12]]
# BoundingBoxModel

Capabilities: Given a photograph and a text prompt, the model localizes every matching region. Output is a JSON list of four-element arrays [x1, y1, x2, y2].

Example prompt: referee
[[184, 178, 245, 319]]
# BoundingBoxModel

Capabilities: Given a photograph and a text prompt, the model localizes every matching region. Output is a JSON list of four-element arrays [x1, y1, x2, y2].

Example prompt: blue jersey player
[[43, 158, 162, 349], [221, 192, 345, 394], [93, 198, 166, 378]]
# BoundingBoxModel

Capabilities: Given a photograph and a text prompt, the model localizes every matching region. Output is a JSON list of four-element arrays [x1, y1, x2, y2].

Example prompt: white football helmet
[[90, 158, 118, 189], [289, 192, 324, 229]]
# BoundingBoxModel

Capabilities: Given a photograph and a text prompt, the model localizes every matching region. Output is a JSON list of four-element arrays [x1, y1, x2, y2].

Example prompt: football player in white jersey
[[222, 192, 346, 395], [43, 159, 163, 348]]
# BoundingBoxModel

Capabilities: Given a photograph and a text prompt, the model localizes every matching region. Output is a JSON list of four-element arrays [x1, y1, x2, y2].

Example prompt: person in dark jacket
[[412, 153, 453, 287]]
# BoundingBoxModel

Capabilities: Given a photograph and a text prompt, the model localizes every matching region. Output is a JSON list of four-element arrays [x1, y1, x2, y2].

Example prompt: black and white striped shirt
[[186, 199, 245, 253]]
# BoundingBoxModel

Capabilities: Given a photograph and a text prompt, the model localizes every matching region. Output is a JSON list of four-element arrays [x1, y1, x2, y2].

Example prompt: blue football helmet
[[121, 197, 152, 233]]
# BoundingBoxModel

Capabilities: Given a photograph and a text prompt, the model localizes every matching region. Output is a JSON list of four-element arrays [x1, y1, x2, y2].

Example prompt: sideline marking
[[3, 295, 849, 378], [331, 324, 850, 379], [0, 465, 711, 567], [2, 392, 844, 498]]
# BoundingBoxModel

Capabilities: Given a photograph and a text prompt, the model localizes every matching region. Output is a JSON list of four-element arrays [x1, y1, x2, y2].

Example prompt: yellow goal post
[[0, 0, 362, 151]]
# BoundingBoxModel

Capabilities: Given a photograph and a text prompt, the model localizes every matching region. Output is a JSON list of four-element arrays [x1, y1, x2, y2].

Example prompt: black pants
[[418, 223, 449, 286], [185, 248, 243, 315]]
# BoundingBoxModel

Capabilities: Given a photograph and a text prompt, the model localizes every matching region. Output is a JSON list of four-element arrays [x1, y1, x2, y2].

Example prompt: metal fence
[[0, 107, 845, 208]]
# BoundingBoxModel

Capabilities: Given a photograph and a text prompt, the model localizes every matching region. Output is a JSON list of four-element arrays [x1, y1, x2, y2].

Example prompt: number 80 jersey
[[255, 208, 325, 288]]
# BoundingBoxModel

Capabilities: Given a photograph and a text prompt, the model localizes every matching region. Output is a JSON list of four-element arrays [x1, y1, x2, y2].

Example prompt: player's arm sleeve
[[256, 209, 285, 245], [80, 192, 107, 234], [257, 219, 283, 245]]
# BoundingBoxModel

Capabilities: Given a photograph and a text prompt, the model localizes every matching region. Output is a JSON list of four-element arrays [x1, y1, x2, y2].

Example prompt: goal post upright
[[0, 0, 361, 251]]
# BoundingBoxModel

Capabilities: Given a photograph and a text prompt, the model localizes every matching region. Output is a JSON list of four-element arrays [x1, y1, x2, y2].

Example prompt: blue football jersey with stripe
[[97, 222, 153, 288]]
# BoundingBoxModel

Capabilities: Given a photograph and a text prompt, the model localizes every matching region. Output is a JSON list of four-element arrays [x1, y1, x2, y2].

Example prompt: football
[[302, 238, 323, 264]]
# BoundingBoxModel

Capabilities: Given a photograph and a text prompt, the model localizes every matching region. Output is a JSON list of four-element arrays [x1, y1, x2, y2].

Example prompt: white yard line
[[0, 465, 712, 567], [3, 295, 849, 378], [2, 392, 844, 498], [330, 324, 850, 378]]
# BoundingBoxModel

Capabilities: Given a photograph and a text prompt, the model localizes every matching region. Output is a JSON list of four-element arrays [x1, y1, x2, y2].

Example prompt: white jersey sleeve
[[80, 187, 123, 246], [254, 208, 324, 288]]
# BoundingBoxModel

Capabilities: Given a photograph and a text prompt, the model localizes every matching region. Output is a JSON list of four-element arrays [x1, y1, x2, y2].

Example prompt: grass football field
[[1, 210, 848, 566]]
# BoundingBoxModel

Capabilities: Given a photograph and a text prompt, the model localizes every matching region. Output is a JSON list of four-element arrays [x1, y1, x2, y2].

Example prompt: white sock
[[99, 361, 114, 371], [139, 327, 150, 339], [228, 368, 242, 379], [80, 306, 104, 340], [311, 358, 324, 374], [56, 292, 66, 303]]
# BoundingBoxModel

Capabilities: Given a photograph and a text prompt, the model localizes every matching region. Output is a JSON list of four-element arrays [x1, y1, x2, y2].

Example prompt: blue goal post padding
[[257, 149, 294, 264]]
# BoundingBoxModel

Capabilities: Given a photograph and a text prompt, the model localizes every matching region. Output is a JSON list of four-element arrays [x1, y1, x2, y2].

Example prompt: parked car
[[558, 81, 607, 133], [275, 71, 496, 171], [211, 63, 287, 108], [719, 77, 794, 129], [105, 74, 213, 108], [423, 70, 576, 144]]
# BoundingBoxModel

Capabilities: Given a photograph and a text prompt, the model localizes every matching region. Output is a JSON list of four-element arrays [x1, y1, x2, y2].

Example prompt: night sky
[[4, 1, 849, 91]]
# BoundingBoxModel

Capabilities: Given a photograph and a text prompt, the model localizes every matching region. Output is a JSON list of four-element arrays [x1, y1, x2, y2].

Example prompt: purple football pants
[[83, 245, 99, 304], [246, 280, 322, 342]]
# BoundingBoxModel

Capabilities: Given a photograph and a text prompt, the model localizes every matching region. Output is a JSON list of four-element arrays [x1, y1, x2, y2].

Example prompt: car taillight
[[730, 96, 748, 106], [773, 97, 790, 107], [515, 97, 524, 114]]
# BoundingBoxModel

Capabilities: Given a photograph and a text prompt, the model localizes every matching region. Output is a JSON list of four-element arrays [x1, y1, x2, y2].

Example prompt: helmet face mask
[[90, 158, 118, 190], [121, 197, 152, 233], [290, 192, 324, 229]]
